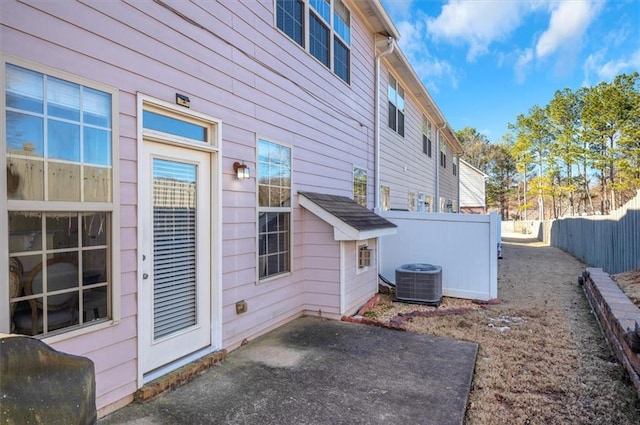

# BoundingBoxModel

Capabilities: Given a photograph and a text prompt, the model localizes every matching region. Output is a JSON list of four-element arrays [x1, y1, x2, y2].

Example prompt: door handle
[[143, 273, 149, 280]]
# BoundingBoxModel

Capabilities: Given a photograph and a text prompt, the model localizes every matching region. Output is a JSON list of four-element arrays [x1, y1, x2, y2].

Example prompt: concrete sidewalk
[[99, 317, 478, 425]]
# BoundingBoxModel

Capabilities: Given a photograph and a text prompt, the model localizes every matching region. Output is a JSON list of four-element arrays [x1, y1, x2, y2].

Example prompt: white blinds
[[152, 159, 197, 340]]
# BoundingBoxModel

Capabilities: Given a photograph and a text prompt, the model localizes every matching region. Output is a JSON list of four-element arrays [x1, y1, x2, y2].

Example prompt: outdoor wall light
[[233, 161, 250, 180]]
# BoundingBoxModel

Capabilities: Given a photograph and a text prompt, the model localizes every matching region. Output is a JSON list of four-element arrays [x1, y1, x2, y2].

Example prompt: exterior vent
[[395, 263, 442, 306]]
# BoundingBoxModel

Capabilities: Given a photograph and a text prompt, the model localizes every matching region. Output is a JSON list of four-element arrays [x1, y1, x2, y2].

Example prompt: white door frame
[[136, 94, 222, 386]]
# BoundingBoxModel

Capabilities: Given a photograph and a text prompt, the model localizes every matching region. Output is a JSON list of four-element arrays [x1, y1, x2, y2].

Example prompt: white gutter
[[374, 36, 395, 212], [456, 154, 461, 212], [435, 122, 446, 212]]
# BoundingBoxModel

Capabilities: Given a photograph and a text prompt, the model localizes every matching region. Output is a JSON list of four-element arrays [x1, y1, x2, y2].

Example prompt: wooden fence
[[549, 190, 640, 274]]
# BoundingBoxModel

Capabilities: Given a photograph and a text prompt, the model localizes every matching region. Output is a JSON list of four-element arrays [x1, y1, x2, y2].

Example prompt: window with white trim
[[276, 0, 351, 84], [425, 195, 433, 212], [440, 143, 447, 168], [258, 139, 292, 280], [5, 60, 116, 336], [408, 191, 416, 212], [358, 243, 372, 269], [353, 166, 367, 208], [388, 74, 405, 136], [423, 118, 432, 157], [380, 186, 390, 211], [453, 157, 458, 176]]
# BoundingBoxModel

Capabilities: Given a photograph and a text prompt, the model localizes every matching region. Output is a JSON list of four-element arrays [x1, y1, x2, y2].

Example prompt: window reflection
[[143, 110, 207, 142], [48, 120, 80, 161], [6, 111, 44, 156]]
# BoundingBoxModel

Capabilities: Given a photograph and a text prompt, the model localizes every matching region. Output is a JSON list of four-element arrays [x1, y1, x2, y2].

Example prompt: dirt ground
[[366, 236, 640, 424]]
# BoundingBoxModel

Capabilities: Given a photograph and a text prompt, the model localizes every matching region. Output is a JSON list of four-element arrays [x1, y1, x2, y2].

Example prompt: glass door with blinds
[[139, 141, 211, 374]]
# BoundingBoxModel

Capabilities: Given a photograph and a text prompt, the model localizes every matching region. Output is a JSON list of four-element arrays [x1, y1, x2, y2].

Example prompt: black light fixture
[[176, 93, 190, 108]]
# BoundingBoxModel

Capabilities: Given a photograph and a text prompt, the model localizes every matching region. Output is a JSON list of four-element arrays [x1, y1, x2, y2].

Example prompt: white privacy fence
[[549, 190, 640, 274], [379, 211, 500, 301]]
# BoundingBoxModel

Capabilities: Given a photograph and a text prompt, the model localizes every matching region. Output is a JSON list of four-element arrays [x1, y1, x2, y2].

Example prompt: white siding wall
[[439, 150, 459, 210], [301, 210, 341, 318], [342, 239, 379, 315], [1, 0, 378, 412], [460, 161, 486, 209]]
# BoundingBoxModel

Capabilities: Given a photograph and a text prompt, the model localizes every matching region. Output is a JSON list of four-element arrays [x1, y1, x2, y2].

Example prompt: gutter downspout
[[456, 154, 461, 213], [435, 123, 446, 212], [374, 36, 395, 212]]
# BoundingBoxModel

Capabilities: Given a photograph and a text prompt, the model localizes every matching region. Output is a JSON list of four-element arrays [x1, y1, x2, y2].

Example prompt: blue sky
[[380, 0, 640, 142]]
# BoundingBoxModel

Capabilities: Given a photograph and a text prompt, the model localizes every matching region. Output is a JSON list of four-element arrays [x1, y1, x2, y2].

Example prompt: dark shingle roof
[[298, 191, 397, 231]]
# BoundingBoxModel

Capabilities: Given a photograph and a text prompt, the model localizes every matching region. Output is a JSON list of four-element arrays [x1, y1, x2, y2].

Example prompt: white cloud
[[535, 1, 602, 59], [395, 19, 459, 91], [514, 48, 534, 83], [426, 0, 530, 61], [584, 48, 640, 83]]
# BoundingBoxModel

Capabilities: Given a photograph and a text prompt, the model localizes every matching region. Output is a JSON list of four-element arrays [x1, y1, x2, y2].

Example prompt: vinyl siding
[[301, 210, 341, 318], [379, 64, 438, 210], [460, 161, 487, 209], [439, 151, 459, 208], [343, 239, 379, 315], [2, 0, 378, 411]]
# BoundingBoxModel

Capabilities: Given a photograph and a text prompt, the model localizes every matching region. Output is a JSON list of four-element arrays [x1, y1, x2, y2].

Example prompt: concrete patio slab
[[99, 316, 478, 425]]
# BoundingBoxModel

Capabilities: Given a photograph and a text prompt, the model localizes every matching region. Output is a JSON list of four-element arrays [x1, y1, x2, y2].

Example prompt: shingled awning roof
[[298, 191, 397, 241]]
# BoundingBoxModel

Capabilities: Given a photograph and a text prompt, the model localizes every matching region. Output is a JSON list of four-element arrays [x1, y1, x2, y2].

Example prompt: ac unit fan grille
[[395, 263, 442, 306]]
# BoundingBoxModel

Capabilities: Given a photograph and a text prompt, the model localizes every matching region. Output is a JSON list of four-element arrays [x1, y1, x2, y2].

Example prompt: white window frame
[[353, 165, 367, 208], [425, 195, 433, 212], [423, 117, 433, 157], [1, 55, 120, 340], [356, 241, 372, 274], [257, 137, 293, 283], [408, 191, 416, 212], [388, 74, 405, 136], [380, 186, 390, 211], [275, 0, 351, 84], [440, 143, 447, 168]]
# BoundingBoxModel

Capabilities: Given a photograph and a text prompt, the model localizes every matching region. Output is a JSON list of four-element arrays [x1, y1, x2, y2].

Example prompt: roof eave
[[299, 193, 398, 241], [352, 0, 401, 39]]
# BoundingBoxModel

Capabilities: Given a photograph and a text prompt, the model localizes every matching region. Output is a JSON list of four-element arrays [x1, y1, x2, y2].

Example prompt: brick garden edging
[[582, 268, 640, 398], [342, 294, 500, 331]]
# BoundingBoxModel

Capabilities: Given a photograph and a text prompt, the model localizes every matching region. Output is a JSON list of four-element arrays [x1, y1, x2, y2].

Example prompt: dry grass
[[612, 269, 640, 308], [366, 239, 640, 424]]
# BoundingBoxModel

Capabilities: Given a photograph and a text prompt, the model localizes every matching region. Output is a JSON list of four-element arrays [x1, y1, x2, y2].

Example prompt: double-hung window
[[423, 118, 432, 157], [388, 75, 405, 136], [276, 0, 304, 47], [276, 0, 351, 84], [258, 139, 292, 280], [353, 166, 367, 208], [4, 60, 117, 337], [440, 143, 447, 168], [380, 186, 390, 211]]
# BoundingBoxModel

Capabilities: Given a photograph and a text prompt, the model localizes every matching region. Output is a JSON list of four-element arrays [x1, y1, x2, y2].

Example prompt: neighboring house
[[459, 159, 488, 214], [377, 44, 463, 214], [1, 0, 404, 416]]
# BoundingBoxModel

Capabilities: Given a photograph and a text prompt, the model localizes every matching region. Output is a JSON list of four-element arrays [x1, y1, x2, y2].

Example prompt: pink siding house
[[1, 0, 408, 417], [376, 44, 463, 213]]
